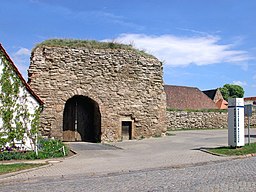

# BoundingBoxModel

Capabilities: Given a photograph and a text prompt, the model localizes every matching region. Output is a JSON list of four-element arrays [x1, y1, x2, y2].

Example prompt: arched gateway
[[63, 95, 101, 142]]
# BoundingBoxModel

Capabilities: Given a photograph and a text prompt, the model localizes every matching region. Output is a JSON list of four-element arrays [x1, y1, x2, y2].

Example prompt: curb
[[0, 149, 77, 180], [200, 148, 256, 159], [200, 148, 228, 157]]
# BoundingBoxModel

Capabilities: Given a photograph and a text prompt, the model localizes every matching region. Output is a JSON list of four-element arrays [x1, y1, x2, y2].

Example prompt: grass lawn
[[0, 163, 46, 175], [208, 142, 256, 156]]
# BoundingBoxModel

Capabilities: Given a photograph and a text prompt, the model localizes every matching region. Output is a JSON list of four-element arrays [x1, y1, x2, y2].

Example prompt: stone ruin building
[[28, 39, 167, 142]]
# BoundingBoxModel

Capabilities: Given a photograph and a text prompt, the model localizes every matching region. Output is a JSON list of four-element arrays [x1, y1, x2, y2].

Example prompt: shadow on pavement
[[66, 142, 122, 151]]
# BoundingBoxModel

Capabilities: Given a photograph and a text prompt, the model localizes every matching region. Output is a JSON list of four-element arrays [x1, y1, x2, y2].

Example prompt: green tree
[[220, 84, 244, 101]]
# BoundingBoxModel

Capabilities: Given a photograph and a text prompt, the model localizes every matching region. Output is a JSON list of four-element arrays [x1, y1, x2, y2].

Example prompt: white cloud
[[232, 81, 247, 87], [11, 47, 31, 79], [103, 33, 253, 67], [14, 48, 30, 56]]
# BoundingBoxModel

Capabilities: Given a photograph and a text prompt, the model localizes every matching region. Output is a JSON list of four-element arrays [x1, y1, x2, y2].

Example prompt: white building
[[0, 43, 43, 150]]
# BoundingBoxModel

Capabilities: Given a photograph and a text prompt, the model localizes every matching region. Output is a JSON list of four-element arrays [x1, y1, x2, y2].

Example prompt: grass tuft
[[208, 142, 256, 156], [167, 108, 227, 113], [0, 163, 46, 175], [33, 39, 154, 58]]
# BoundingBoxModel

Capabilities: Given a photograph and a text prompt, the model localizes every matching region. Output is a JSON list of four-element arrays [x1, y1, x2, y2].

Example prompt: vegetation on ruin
[[167, 128, 225, 132], [33, 39, 155, 58], [167, 108, 227, 113]]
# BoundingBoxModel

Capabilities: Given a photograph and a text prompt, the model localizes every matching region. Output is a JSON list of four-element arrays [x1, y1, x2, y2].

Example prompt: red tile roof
[[244, 97, 256, 101], [0, 43, 44, 105], [216, 99, 228, 109], [164, 85, 218, 110]]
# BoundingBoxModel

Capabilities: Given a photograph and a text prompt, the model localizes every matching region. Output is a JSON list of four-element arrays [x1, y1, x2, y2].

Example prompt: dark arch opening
[[63, 95, 101, 143]]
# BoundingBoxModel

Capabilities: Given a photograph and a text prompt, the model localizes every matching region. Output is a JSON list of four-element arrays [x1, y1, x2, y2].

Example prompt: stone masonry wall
[[167, 111, 228, 130], [28, 44, 167, 142], [167, 110, 256, 130]]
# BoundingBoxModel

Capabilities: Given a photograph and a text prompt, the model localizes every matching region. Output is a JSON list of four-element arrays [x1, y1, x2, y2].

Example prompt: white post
[[35, 133, 38, 156], [228, 98, 244, 147], [62, 146, 66, 156], [248, 116, 250, 145]]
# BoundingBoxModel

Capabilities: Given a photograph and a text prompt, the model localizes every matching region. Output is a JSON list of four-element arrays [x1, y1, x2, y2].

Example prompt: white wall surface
[[0, 55, 40, 150]]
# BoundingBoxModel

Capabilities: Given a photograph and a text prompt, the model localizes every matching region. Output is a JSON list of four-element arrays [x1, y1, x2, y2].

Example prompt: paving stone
[[1, 129, 256, 191]]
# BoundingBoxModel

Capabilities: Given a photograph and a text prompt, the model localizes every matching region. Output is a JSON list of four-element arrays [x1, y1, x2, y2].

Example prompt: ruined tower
[[28, 39, 166, 142]]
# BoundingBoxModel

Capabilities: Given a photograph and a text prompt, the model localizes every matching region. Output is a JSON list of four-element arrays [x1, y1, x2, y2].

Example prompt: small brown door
[[122, 121, 132, 140]]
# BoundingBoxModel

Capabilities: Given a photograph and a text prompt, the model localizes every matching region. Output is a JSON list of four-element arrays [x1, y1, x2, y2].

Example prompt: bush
[[0, 138, 68, 161], [0, 151, 36, 161], [37, 138, 68, 159]]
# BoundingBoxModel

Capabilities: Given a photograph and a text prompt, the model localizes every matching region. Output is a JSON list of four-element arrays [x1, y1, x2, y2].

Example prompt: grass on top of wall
[[34, 39, 154, 58], [167, 108, 227, 113]]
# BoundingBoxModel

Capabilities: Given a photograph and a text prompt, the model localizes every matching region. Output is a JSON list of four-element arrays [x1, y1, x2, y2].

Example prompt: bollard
[[228, 98, 245, 147]]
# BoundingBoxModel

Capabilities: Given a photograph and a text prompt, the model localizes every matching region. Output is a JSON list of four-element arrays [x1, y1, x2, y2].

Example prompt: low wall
[[245, 115, 256, 127], [167, 110, 256, 130]]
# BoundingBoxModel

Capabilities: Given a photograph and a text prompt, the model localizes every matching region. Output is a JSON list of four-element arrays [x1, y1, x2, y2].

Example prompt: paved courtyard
[[0, 129, 256, 191]]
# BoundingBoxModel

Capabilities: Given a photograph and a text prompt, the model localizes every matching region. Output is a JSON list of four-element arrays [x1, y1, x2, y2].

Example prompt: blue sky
[[1, 0, 255, 97]]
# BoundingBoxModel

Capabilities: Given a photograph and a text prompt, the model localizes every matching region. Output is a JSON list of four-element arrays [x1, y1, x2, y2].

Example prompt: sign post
[[244, 104, 252, 144], [228, 98, 244, 147]]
